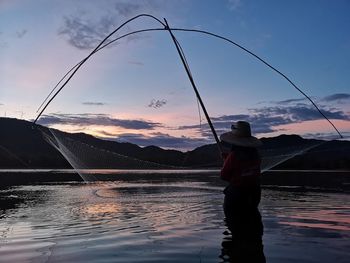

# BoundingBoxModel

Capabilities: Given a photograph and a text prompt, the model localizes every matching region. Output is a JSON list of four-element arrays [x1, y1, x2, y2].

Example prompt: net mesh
[[42, 128, 176, 181], [40, 127, 323, 182], [32, 16, 344, 183], [259, 142, 322, 173]]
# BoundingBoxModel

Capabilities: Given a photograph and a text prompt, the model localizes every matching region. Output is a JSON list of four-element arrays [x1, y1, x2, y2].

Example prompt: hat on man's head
[[220, 121, 262, 148]]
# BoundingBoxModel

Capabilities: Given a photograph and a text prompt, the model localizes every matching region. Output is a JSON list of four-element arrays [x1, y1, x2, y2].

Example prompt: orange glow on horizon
[[46, 117, 350, 144]]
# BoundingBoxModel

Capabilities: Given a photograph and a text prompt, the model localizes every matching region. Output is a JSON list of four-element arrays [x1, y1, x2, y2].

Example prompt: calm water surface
[[0, 172, 349, 262]]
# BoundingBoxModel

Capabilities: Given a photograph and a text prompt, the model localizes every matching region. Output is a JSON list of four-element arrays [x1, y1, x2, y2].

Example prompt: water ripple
[[0, 180, 349, 262]]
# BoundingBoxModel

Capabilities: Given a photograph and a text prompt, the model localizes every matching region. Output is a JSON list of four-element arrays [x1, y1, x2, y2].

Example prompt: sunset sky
[[1, 0, 349, 150]]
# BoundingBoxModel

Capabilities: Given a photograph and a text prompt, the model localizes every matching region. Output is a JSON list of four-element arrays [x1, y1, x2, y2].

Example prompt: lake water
[[0, 172, 349, 262]]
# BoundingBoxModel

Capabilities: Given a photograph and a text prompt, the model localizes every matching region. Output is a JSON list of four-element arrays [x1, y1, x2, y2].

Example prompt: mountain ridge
[[0, 117, 349, 170]]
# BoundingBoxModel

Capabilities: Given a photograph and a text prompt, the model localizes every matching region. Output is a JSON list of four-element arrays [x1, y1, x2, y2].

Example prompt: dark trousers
[[223, 184, 263, 239]]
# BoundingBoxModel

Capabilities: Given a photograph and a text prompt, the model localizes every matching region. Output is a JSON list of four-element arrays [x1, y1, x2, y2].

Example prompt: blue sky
[[1, 0, 349, 150]]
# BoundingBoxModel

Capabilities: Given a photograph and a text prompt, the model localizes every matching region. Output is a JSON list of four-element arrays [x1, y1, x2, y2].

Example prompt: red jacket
[[221, 151, 261, 187]]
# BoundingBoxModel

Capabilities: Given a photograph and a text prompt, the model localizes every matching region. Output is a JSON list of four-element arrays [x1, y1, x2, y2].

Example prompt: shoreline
[[0, 169, 349, 192]]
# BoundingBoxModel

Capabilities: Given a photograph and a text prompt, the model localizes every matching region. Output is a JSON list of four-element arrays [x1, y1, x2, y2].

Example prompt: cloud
[[0, 42, 8, 48], [95, 130, 118, 137], [114, 2, 144, 16], [211, 114, 250, 122], [37, 113, 162, 130], [148, 99, 167, 108], [82, 101, 106, 106], [322, 93, 350, 102], [113, 0, 166, 17], [128, 61, 144, 66], [16, 29, 27, 38], [302, 132, 350, 140], [275, 98, 307, 104], [227, 0, 242, 11], [180, 104, 349, 137], [0, 31, 7, 48], [59, 15, 118, 49], [92, 128, 211, 150], [253, 105, 349, 122], [58, 1, 165, 49], [114, 132, 210, 149], [0, 29, 27, 47], [180, 112, 281, 135]]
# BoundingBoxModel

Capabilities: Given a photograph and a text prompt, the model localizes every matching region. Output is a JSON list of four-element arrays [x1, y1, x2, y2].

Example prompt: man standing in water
[[220, 121, 265, 262]]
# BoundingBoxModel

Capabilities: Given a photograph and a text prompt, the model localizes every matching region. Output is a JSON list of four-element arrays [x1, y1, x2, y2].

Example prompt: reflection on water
[[0, 174, 349, 263], [220, 208, 266, 262], [278, 207, 350, 232]]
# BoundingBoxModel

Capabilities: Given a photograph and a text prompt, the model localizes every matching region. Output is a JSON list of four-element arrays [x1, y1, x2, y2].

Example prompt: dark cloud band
[[181, 103, 349, 137], [112, 132, 211, 149], [82, 102, 106, 106], [37, 113, 161, 130], [322, 93, 350, 102]]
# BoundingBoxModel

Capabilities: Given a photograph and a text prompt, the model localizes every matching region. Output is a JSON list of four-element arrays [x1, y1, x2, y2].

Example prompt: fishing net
[[33, 15, 343, 182], [41, 128, 176, 181], [39, 127, 324, 182], [259, 141, 322, 173]]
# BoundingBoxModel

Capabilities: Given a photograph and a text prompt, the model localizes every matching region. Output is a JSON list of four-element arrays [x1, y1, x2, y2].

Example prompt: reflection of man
[[220, 209, 266, 262]]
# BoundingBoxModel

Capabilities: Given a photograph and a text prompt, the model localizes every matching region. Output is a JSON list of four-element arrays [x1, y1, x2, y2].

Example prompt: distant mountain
[[0, 118, 69, 168], [0, 117, 349, 170]]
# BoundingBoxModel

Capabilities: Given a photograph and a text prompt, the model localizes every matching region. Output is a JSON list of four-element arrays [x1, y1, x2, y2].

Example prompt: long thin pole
[[163, 19, 222, 152]]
